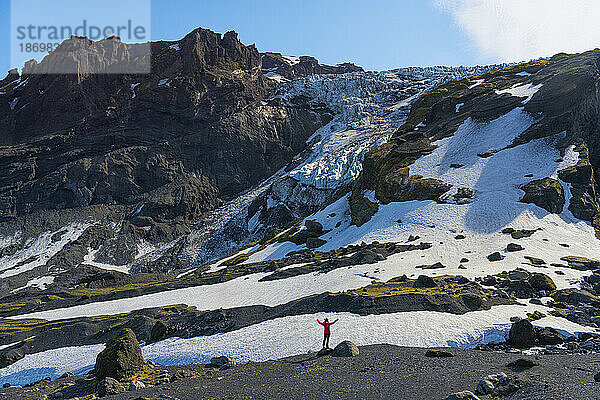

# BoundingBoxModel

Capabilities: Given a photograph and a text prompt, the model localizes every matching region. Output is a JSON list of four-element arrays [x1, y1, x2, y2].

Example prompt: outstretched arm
[[317, 319, 323, 325], [331, 319, 339, 325]]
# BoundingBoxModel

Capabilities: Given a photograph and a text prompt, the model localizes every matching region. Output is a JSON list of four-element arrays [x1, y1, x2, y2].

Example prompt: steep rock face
[[519, 177, 565, 214], [0, 28, 329, 228]]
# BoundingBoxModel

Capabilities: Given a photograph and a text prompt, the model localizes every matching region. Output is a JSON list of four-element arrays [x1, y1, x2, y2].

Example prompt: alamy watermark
[[10, 0, 151, 74]]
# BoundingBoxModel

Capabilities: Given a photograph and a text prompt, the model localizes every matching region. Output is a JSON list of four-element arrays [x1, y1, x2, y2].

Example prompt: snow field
[[0, 304, 592, 387]]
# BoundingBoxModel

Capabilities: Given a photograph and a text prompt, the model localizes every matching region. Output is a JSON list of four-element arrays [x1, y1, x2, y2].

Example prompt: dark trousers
[[323, 332, 331, 348]]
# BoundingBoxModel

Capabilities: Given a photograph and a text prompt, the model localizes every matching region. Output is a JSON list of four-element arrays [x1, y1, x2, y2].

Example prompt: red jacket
[[317, 319, 336, 334]]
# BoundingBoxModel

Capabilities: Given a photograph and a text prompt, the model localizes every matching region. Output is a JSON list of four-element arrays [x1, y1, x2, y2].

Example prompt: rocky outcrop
[[0, 28, 329, 229], [261, 52, 363, 81], [519, 178, 565, 214], [95, 328, 145, 381]]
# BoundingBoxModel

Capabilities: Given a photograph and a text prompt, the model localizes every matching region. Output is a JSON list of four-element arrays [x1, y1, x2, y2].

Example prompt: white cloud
[[434, 0, 600, 62]]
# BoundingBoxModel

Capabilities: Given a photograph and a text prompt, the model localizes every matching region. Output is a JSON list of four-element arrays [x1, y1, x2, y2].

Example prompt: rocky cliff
[[0, 28, 333, 238]]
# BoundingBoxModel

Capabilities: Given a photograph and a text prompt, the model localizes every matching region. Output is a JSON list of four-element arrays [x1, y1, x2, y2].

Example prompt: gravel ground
[[2, 344, 600, 399]]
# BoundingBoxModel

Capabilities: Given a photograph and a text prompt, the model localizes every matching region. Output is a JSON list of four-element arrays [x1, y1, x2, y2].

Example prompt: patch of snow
[[82, 247, 131, 274], [516, 71, 531, 76], [456, 103, 464, 112], [363, 190, 377, 203], [10, 265, 384, 321], [0, 223, 91, 279], [282, 55, 300, 66], [247, 210, 261, 233], [14, 78, 28, 89], [158, 78, 171, 87], [11, 276, 55, 293], [9, 98, 18, 110], [169, 43, 180, 51], [130, 83, 140, 98], [496, 83, 543, 104], [0, 344, 104, 387], [264, 72, 289, 83], [469, 79, 485, 88]]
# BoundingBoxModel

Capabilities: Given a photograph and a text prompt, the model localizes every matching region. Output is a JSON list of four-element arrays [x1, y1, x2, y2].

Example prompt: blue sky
[[0, 0, 489, 74], [2, 0, 598, 74]]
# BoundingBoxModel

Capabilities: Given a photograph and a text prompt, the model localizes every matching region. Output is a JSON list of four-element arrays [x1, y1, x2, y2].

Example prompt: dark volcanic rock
[[506, 243, 524, 252], [537, 327, 564, 345], [0, 28, 328, 227], [150, 321, 168, 342], [509, 319, 536, 348], [528, 273, 556, 291], [97, 377, 124, 397], [519, 178, 565, 214], [332, 340, 359, 357], [306, 237, 327, 249], [209, 356, 235, 370], [507, 358, 538, 370], [444, 392, 481, 400], [553, 289, 600, 306], [524, 256, 546, 266], [261, 52, 363, 80], [560, 256, 600, 271], [487, 252, 504, 262], [95, 328, 145, 381], [304, 220, 324, 234], [425, 349, 454, 358], [414, 275, 437, 288], [317, 348, 332, 357]]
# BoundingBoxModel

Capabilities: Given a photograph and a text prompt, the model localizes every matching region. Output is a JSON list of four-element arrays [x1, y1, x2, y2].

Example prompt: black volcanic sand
[[3, 344, 600, 399]]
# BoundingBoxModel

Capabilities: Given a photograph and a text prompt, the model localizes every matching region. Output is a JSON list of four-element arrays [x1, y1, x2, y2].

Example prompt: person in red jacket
[[317, 317, 338, 349]]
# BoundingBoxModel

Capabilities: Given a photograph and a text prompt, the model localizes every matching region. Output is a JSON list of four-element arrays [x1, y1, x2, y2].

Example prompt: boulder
[[510, 229, 537, 239], [0, 348, 24, 368], [519, 177, 565, 214], [476, 373, 507, 395], [524, 256, 546, 266], [304, 220, 324, 234], [507, 358, 538, 370], [487, 252, 504, 262], [509, 319, 536, 348], [210, 356, 235, 370], [537, 327, 564, 345], [332, 340, 359, 357], [150, 320, 168, 342], [95, 328, 145, 381], [97, 377, 124, 397], [506, 243, 523, 252], [414, 275, 437, 288], [528, 273, 556, 291], [560, 256, 600, 271], [444, 391, 481, 400], [594, 371, 600, 382], [554, 289, 600, 306]]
